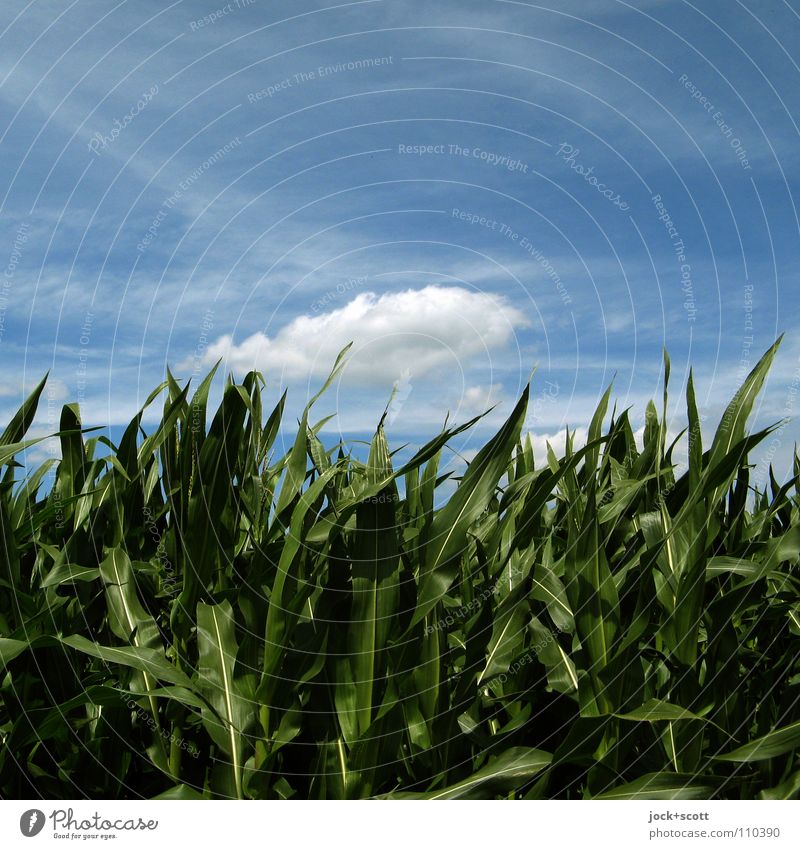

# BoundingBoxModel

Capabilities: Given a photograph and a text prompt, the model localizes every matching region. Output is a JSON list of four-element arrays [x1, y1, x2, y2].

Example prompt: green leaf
[[99, 547, 160, 648], [41, 563, 101, 588], [584, 383, 613, 477], [392, 747, 551, 799], [615, 699, 708, 723], [261, 463, 341, 701], [596, 773, 721, 799], [411, 386, 529, 629], [173, 381, 248, 622], [760, 769, 800, 800], [0, 374, 48, 446], [530, 560, 574, 633], [152, 785, 208, 800], [528, 616, 578, 693], [348, 423, 400, 737], [716, 720, 800, 762], [0, 637, 29, 669], [58, 403, 86, 501], [61, 635, 191, 687], [565, 488, 618, 707], [479, 594, 529, 684], [274, 409, 310, 519], [708, 336, 782, 471], [196, 599, 252, 799]]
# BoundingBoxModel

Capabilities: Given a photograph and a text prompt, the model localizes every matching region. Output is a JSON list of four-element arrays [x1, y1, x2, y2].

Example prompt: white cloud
[[461, 383, 504, 414], [525, 426, 590, 462], [198, 285, 530, 384], [0, 376, 68, 405]]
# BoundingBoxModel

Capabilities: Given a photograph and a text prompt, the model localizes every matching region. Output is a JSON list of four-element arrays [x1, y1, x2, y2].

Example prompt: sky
[[1, 0, 798, 482]]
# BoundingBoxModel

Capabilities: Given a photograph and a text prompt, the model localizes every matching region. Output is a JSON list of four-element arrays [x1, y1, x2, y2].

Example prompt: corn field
[[1, 339, 799, 800]]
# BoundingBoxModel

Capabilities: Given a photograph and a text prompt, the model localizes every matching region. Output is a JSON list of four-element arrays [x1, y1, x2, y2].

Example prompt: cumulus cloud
[[525, 427, 590, 462], [461, 384, 504, 414], [198, 286, 529, 384]]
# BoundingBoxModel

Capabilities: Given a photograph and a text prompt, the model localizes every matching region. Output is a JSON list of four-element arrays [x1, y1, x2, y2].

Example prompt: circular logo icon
[[19, 810, 46, 837]]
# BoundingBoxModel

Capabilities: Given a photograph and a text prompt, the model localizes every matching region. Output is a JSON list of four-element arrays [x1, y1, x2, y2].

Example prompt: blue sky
[[1, 0, 798, 480]]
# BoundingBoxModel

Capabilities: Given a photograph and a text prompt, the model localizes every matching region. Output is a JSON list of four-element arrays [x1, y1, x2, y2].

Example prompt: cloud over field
[[199, 286, 530, 383]]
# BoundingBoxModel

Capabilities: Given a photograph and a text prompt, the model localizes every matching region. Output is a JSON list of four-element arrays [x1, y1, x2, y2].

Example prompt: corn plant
[[1, 339, 799, 799]]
